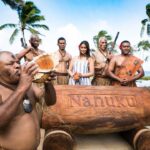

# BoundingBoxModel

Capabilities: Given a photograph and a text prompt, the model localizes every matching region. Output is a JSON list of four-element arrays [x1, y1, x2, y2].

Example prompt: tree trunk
[[21, 29, 27, 48], [42, 85, 150, 134]]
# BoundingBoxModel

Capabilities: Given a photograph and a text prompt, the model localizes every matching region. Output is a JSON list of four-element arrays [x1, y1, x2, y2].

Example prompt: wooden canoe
[[42, 85, 150, 134]]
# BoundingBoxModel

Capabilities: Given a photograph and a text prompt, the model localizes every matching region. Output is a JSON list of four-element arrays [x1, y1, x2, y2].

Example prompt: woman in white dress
[[68, 41, 94, 85]]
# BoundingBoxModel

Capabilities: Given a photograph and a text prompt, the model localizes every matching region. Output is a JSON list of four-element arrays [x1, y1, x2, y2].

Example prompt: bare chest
[[25, 50, 43, 61], [115, 57, 126, 67], [0, 111, 40, 150], [0, 87, 36, 116], [95, 51, 107, 63]]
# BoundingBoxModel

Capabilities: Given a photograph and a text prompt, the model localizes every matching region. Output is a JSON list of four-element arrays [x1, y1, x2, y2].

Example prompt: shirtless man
[[16, 34, 44, 62], [108, 40, 144, 86], [52, 37, 72, 85], [0, 51, 56, 150], [92, 37, 113, 85], [108, 41, 148, 150]]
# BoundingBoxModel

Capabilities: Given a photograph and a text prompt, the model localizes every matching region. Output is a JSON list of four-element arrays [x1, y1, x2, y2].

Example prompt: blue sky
[[0, 0, 150, 70]]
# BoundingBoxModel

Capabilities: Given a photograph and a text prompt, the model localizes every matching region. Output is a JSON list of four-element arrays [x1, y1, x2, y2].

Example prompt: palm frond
[[27, 27, 43, 35], [138, 40, 150, 51], [21, 9, 36, 24], [0, 24, 17, 30], [30, 24, 49, 30], [1, 0, 24, 10], [24, 1, 40, 13], [98, 30, 108, 37], [93, 30, 112, 48], [141, 19, 148, 25], [146, 3, 150, 18], [93, 36, 98, 47], [9, 28, 19, 44], [1, 0, 18, 9], [26, 15, 45, 24], [105, 35, 112, 41], [21, 2, 41, 23], [145, 56, 149, 61], [1, 0, 48, 45], [140, 25, 145, 37]]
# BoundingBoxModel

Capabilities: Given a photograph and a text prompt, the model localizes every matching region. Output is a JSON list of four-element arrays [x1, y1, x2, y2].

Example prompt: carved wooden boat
[[42, 85, 150, 134]]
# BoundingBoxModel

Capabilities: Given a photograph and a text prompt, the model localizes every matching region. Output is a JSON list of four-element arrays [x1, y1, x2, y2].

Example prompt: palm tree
[[93, 30, 119, 53], [0, 1, 49, 47], [93, 30, 112, 48], [140, 3, 150, 37], [138, 40, 150, 50], [1, 0, 24, 10], [137, 40, 150, 61]]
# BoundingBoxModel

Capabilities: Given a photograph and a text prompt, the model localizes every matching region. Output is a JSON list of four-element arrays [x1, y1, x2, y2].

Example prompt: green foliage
[[93, 30, 112, 48], [146, 3, 150, 18], [27, 27, 41, 35], [141, 19, 148, 25], [141, 76, 150, 80], [30, 24, 49, 30], [139, 3, 150, 62], [1, 0, 24, 10], [9, 28, 19, 44], [137, 40, 150, 61], [0, 0, 49, 45], [138, 40, 150, 51], [140, 19, 148, 37], [140, 3, 150, 37], [93, 30, 119, 54], [0, 23, 17, 30]]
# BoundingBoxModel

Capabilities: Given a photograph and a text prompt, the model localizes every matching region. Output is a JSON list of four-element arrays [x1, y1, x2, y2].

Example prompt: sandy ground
[[74, 134, 133, 150], [37, 129, 133, 150]]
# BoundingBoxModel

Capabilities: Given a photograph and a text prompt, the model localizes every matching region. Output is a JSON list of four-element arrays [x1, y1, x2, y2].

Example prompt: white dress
[[69, 59, 91, 85]]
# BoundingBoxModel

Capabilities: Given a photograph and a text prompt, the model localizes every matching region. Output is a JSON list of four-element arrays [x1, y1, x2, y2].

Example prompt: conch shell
[[33, 53, 55, 73], [32, 53, 56, 83]]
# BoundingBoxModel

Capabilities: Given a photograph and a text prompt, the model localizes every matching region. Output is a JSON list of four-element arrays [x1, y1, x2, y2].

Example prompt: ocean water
[[145, 71, 150, 77]]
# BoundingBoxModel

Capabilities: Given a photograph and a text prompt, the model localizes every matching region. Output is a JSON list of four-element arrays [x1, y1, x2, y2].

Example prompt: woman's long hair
[[79, 40, 90, 58]]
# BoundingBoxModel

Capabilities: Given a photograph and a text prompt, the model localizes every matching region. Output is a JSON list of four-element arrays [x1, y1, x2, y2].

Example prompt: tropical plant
[[138, 40, 150, 51], [1, 0, 24, 10], [140, 3, 150, 37], [0, 1, 49, 47], [137, 40, 150, 61], [142, 76, 150, 80], [93, 30, 119, 53], [93, 30, 112, 48]]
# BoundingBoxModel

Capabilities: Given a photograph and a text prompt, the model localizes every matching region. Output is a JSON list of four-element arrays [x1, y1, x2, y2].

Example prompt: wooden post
[[43, 130, 74, 150], [42, 85, 150, 134], [121, 127, 150, 150]]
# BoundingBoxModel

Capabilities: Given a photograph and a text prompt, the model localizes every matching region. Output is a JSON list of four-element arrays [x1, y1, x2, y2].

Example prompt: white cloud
[[0, 29, 22, 53], [91, 20, 112, 34], [89, 19, 142, 46], [39, 23, 84, 56], [56, 23, 83, 56], [0, 23, 83, 57]]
